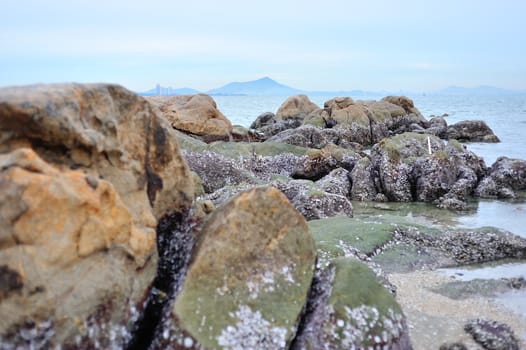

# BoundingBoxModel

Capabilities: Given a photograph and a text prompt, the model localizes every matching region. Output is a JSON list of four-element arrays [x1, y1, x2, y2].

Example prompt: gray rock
[[315, 168, 352, 198], [266, 125, 330, 149], [350, 156, 380, 201], [250, 111, 303, 139], [250, 111, 276, 129], [291, 146, 360, 181], [476, 157, 526, 199], [368, 133, 486, 207], [291, 259, 412, 350], [182, 150, 260, 193], [464, 318, 519, 350], [439, 342, 468, 350], [272, 179, 353, 220], [447, 120, 500, 142]]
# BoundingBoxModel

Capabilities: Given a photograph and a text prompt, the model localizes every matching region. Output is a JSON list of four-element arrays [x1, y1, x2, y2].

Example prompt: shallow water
[[496, 290, 526, 329], [459, 200, 526, 238], [437, 261, 526, 281], [437, 261, 526, 323]]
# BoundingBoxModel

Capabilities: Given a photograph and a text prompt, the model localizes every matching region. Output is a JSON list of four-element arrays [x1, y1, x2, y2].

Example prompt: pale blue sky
[[1, 0, 525, 92]]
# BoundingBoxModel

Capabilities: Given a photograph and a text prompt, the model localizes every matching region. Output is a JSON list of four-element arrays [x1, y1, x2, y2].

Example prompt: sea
[[214, 93, 526, 323]]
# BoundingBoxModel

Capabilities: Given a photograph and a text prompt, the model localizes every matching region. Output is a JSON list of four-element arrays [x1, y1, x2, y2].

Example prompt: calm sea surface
[[214, 94, 526, 238]]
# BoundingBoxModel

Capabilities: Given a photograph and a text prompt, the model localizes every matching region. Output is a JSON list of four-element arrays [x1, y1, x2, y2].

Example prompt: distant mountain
[[435, 85, 523, 95], [140, 85, 201, 96], [139, 77, 403, 97], [206, 77, 303, 96]]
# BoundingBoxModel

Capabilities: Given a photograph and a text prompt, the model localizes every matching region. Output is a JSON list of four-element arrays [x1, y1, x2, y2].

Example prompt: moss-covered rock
[[168, 187, 316, 349], [370, 132, 486, 206], [209, 140, 310, 158], [308, 216, 394, 267], [292, 258, 411, 349]]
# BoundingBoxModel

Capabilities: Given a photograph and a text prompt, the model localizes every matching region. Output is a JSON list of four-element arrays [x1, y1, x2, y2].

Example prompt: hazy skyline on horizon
[[2, 0, 525, 92]]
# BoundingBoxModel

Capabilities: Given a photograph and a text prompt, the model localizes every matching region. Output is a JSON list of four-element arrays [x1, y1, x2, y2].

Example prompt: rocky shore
[[1, 84, 525, 349]]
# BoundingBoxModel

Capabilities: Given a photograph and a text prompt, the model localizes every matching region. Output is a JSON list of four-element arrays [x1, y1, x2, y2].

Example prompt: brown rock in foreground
[[148, 94, 233, 139], [0, 83, 194, 347]]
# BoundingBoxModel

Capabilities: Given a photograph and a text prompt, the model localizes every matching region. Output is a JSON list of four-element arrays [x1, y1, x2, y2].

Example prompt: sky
[[1, 0, 526, 92]]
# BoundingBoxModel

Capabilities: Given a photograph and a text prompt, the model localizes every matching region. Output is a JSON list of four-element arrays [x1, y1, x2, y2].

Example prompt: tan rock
[[276, 94, 319, 120], [1, 148, 153, 265], [0, 83, 194, 347], [0, 83, 193, 224], [323, 96, 354, 111], [381, 95, 424, 117], [148, 94, 232, 138]]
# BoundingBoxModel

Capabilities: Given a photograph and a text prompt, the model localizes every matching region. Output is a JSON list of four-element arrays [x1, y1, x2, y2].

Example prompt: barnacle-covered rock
[[163, 187, 316, 349], [292, 258, 411, 350], [464, 318, 519, 350]]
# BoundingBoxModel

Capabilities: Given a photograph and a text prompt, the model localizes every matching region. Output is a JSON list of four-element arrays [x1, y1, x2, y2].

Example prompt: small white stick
[[427, 136, 432, 155]]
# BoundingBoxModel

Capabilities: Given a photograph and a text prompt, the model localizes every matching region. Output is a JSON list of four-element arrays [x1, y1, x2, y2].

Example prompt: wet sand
[[389, 270, 526, 349]]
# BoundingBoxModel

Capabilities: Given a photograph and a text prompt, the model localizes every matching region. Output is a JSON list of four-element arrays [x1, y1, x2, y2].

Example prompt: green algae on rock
[[292, 258, 411, 350], [308, 216, 393, 267], [169, 187, 316, 349]]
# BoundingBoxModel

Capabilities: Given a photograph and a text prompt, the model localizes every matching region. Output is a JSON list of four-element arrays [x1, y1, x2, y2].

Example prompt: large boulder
[[0, 84, 194, 347], [369, 133, 486, 207], [148, 94, 233, 140], [276, 95, 319, 121], [163, 187, 316, 349], [447, 120, 500, 143], [476, 157, 526, 199], [304, 96, 428, 146], [327, 105, 372, 145]]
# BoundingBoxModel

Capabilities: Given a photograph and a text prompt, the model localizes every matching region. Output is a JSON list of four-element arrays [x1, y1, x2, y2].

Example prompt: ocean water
[[214, 93, 526, 238]]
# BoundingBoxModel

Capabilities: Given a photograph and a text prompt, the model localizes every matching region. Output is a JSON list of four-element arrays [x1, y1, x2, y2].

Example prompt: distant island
[[139, 77, 525, 97], [139, 77, 384, 97]]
